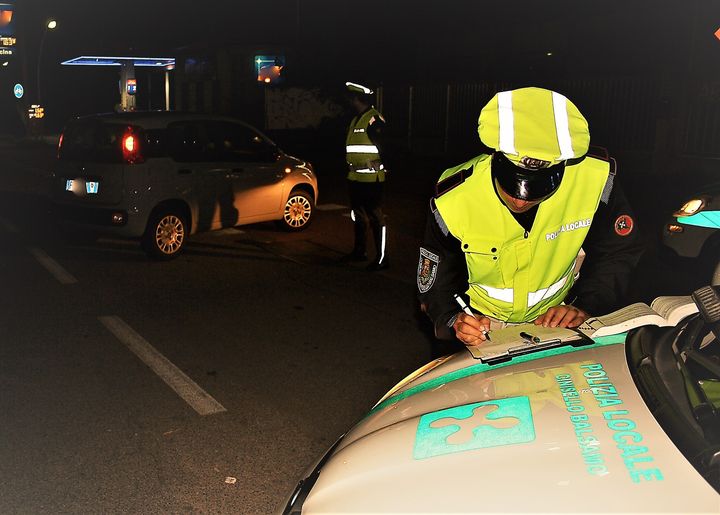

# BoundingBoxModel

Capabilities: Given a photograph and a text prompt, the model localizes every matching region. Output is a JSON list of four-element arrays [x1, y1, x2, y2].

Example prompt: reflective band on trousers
[[378, 226, 387, 264], [497, 90, 575, 160], [476, 265, 574, 307], [346, 144, 379, 154]]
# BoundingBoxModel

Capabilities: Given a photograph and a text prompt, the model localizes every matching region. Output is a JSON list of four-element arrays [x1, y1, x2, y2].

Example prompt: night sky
[[2, 0, 719, 132]]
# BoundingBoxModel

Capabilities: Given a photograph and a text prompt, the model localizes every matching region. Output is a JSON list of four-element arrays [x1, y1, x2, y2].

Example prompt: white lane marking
[[316, 203, 347, 211], [28, 247, 78, 285], [98, 316, 227, 416], [0, 217, 19, 233]]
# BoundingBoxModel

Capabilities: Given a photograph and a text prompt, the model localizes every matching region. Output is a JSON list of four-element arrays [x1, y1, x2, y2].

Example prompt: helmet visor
[[492, 152, 565, 201]]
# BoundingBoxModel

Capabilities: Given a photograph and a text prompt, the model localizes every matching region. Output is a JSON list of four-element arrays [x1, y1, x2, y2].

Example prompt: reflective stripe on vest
[[346, 107, 385, 182], [346, 144, 379, 154], [527, 260, 575, 308], [435, 154, 609, 322], [477, 261, 575, 308]]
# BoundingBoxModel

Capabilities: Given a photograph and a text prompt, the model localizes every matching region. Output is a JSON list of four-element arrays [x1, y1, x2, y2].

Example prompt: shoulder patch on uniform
[[614, 214, 634, 236], [436, 166, 473, 197], [417, 247, 440, 293]]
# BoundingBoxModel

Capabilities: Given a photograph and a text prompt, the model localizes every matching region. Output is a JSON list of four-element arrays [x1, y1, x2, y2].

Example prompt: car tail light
[[57, 132, 64, 159], [121, 126, 145, 164]]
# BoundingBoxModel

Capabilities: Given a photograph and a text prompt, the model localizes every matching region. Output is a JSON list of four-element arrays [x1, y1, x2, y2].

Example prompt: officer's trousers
[[348, 180, 387, 264]]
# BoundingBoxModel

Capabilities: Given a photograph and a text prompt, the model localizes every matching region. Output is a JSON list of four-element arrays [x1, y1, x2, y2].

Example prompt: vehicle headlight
[[675, 199, 705, 217]]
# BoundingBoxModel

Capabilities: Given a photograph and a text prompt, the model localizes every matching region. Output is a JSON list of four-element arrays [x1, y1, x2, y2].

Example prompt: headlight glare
[[674, 199, 705, 217]]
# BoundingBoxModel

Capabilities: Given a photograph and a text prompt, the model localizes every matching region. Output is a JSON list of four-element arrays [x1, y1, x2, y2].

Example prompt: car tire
[[142, 209, 188, 260], [279, 191, 313, 231]]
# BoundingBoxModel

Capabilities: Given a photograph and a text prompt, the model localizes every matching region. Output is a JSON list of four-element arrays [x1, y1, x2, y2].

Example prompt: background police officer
[[417, 87, 644, 348], [341, 81, 389, 271]]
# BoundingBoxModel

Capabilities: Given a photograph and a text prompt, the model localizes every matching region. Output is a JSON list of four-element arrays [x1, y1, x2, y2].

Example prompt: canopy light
[[61, 56, 175, 68]]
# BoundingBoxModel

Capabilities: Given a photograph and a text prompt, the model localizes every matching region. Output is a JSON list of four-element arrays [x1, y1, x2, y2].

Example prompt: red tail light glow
[[121, 127, 144, 164], [57, 133, 64, 159], [123, 135, 135, 153]]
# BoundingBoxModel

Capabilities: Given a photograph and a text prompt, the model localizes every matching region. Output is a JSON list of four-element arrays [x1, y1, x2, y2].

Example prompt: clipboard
[[467, 324, 595, 364]]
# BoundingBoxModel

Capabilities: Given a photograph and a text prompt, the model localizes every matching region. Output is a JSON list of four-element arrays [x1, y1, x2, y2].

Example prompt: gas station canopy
[[61, 56, 175, 69], [60, 56, 175, 111]]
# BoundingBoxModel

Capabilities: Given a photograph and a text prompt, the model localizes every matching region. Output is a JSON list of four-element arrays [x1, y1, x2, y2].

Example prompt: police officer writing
[[417, 87, 644, 348], [341, 81, 389, 271]]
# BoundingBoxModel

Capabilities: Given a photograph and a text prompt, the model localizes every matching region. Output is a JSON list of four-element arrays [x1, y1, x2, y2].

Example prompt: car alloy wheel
[[283, 192, 313, 230], [143, 209, 187, 260], [155, 214, 185, 254]]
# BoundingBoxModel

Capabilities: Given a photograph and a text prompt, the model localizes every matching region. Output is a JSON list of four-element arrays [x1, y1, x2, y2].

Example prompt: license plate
[[65, 180, 100, 194]]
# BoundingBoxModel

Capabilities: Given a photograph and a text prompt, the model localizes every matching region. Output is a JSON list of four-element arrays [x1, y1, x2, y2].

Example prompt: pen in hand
[[453, 294, 491, 341]]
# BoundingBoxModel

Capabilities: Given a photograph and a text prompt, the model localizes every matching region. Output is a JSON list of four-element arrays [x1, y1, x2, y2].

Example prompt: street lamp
[[36, 18, 57, 104]]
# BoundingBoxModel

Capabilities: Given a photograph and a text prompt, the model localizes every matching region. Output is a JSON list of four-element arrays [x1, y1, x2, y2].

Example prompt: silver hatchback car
[[52, 112, 318, 259]]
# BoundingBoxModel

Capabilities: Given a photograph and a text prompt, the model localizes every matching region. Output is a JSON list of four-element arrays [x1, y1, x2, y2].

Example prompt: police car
[[663, 182, 720, 285], [283, 287, 720, 514]]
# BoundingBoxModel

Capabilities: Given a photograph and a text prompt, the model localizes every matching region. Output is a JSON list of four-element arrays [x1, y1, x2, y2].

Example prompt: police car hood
[[303, 341, 719, 514]]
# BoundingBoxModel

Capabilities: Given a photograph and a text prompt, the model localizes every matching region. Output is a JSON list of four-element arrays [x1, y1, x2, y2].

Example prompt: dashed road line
[[98, 315, 227, 416], [28, 247, 78, 285]]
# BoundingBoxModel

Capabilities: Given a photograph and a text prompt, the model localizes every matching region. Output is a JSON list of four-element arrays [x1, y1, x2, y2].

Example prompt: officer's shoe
[[366, 260, 389, 272], [338, 251, 367, 263]]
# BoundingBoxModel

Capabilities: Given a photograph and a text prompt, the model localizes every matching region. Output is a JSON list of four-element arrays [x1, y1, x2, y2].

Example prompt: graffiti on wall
[[266, 87, 343, 130]]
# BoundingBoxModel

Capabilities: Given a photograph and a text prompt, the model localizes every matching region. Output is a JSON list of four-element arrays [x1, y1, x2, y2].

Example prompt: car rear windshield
[[59, 121, 126, 163], [58, 121, 165, 163]]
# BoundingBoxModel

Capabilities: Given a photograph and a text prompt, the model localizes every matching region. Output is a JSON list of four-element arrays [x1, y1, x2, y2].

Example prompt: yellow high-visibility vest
[[435, 154, 609, 322], [345, 108, 385, 183]]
